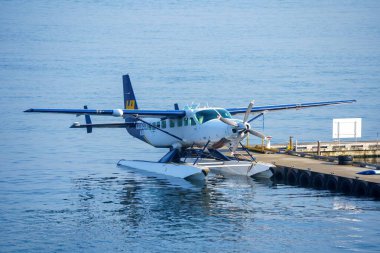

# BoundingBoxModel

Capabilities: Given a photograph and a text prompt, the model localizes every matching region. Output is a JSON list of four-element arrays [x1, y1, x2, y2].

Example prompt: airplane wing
[[226, 100, 356, 115], [70, 122, 136, 129], [24, 108, 186, 118]]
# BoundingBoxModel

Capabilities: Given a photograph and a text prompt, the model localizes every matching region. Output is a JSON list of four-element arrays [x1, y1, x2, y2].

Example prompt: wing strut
[[193, 140, 211, 165], [247, 112, 264, 123], [132, 116, 183, 141]]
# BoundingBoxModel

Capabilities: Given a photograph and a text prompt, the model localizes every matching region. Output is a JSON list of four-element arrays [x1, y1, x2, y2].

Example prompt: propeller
[[218, 100, 266, 154]]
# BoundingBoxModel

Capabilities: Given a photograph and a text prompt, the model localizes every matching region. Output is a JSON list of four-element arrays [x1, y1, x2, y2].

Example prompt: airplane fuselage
[[127, 107, 241, 149]]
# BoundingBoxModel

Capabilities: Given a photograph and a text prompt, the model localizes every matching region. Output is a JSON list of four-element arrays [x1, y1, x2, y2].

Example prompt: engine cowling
[[112, 109, 124, 117]]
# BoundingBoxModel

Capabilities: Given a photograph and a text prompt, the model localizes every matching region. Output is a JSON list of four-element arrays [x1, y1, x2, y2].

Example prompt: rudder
[[123, 74, 142, 138], [123, 74, 138, 109]]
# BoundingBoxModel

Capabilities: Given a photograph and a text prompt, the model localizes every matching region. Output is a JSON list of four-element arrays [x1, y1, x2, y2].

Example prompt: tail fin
[[123, 74, 138, 109]]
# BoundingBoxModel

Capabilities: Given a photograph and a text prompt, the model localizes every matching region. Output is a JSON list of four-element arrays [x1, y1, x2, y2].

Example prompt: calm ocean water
[[1, 0, 380, 252]]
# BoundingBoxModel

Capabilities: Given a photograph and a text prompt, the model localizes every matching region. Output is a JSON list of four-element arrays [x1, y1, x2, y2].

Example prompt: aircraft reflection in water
[[72, 169, 270, 232], [25, 75, 355, 180]]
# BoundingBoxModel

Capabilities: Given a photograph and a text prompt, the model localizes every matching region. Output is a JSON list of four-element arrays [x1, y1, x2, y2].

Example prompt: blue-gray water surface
[[1, 1, 380, 252]]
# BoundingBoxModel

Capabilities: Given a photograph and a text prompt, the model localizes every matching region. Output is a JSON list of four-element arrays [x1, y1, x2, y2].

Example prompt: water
[[1, 0, 380, 252]]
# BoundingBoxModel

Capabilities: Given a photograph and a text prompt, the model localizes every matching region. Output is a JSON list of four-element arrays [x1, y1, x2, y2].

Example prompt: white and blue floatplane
[[25, 74, 355, 181]]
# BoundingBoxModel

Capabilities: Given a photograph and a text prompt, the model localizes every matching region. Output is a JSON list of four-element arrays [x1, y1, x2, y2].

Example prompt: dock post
[[287, 136, 293, 151], [266, 136, 272, 149], [317, 141, 321, 156]]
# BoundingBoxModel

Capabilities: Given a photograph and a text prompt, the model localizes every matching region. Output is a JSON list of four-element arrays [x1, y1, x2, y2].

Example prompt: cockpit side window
[[190, 117, 196, 126]]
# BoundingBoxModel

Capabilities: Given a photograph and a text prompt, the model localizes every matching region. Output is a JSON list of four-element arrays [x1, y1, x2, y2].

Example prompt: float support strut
[[193, 140, 210, 165]]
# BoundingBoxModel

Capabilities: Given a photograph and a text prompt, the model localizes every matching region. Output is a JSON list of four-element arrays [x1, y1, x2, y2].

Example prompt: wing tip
[[343, 99, 356, 104], [24, 109, 33, 112]]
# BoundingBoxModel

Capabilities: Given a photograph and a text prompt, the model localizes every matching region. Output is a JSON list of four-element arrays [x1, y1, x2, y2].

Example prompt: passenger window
[[184, 117, 189, 126], [170, 119, 175, 128], [161, 120, 166, 129], [177, 118, 182, 127], [190, 117, 196, 126], [157, 122, 160, 128]]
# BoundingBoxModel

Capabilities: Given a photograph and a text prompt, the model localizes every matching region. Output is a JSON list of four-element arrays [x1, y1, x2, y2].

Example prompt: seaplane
[[24, 74, 356, 181]]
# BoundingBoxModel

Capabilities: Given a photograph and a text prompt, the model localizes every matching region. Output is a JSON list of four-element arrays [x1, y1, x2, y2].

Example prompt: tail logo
[[125, 100, 136, 109]]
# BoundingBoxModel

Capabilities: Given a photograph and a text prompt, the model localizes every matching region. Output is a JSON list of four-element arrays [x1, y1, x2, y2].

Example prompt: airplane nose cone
[[236, 122, 247, 132]]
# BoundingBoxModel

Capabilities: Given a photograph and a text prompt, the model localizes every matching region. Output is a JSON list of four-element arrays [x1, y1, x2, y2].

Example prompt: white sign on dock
[[333, 118, 362, 139]]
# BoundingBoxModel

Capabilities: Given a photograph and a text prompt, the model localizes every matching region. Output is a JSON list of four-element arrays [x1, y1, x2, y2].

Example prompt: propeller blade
[[218, 115, 238, 127], [248, 129, 266, 139], [243, 100, 255, 123], [231, 132, 245, 154]]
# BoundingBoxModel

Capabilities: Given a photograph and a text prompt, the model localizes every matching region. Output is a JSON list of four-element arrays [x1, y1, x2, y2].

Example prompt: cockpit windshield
[[195, 109, 232, 124], [216, 109, 232, 119]]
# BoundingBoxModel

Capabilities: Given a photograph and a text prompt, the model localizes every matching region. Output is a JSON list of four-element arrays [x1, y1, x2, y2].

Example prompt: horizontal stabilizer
[[70, 122, 135, 129]]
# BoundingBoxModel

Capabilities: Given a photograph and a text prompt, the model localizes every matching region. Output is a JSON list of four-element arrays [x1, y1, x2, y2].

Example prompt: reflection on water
[[61, 167, 379, 252], [1, 161, 379, 252]]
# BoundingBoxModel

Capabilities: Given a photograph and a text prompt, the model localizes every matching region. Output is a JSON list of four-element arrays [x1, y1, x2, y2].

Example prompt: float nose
[[202, 167, 210, 176]]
